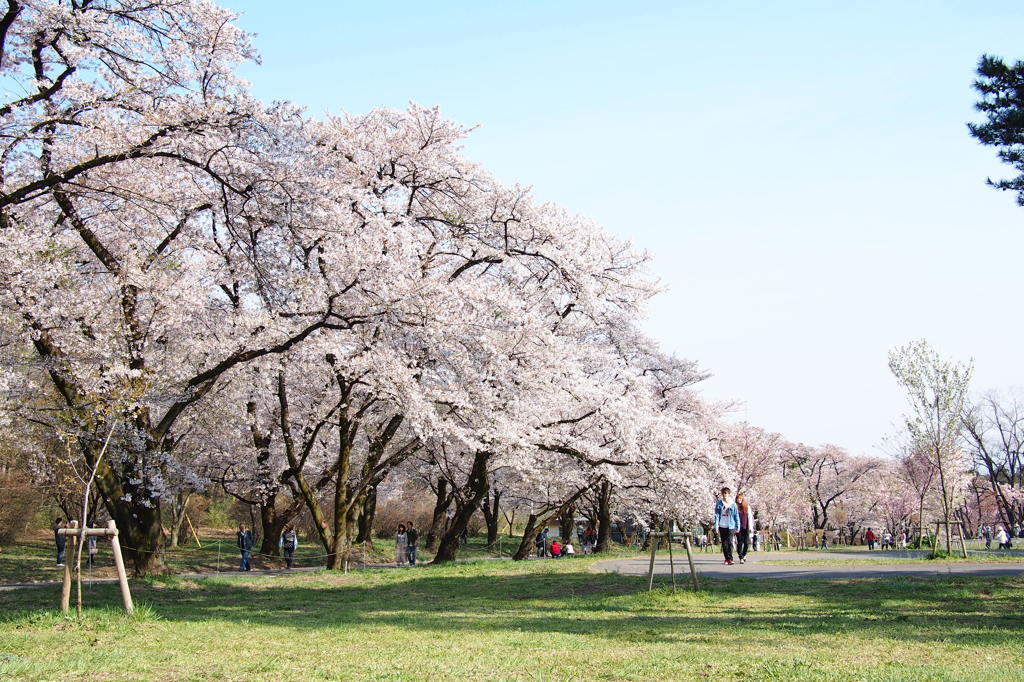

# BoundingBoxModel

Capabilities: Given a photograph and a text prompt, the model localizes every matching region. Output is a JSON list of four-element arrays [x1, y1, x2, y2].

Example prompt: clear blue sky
[[224, 1, 1024, 455]]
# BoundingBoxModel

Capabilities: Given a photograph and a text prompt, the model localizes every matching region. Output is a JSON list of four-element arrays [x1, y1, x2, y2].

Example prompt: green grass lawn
[[1, 555, 1022, 681]]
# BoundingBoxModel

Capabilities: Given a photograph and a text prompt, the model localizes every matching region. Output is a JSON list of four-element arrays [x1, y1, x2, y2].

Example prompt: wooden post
[[60, 522, 75, 613], [956, 521, 968, 559], [185, 513, 202, 548], [667, 533, 677, 593], [71, 519, 83, 618], [646, 533, 658, 591], [684, 535, 700, 591], [108, 520, 134, 615]]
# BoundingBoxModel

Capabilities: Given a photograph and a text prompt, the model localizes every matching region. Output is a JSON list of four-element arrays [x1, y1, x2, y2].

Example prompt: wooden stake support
[[185, 513, 202, 548], [646, 531, 701, 592], [59, 519, 133, 615], [683, 535, 700, 591], [931, 520, 968, 559]]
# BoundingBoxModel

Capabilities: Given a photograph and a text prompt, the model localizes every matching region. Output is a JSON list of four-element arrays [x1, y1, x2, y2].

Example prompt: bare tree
[[962, 391, 1024, 530]]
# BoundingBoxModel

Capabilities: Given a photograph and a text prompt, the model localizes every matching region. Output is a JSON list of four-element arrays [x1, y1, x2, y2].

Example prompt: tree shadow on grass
[[2, 564, 1021, 649]]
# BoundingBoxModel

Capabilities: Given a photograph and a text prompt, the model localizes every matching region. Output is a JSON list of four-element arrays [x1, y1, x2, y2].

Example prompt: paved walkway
[[592, 549, 1024, 580]]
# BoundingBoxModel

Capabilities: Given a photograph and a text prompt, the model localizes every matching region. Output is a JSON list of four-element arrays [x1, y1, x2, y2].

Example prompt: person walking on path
[[237, 523, 253, 571], [864, 528, 877, 550], [735, 493, 754, 563], [715, 487, 740, 565], [52, 518, 67, 567], [280, 525, 298, 569], [406, 521, 419, 566], [395, 524, 408, 565]]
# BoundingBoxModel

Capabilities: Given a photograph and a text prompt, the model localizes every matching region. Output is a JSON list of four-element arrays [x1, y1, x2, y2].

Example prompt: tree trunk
[[595, 480, 612, 553], [559, 502, 575, 544], [503, 508, 517, 537], [90, 455, 165, 575], [936, 445, 952, 554], [106, 495, 164, 575], [642, 514, 660, 551], [432, 451, 490, 564], [513, 513, 541, 560], [426, 477, 452, 552], [482, 488, 500, 549], [512, 489, 589, 561], [168, 491, 191, 549], [355, 487, 377, 544], [258, 501, 286, 557]]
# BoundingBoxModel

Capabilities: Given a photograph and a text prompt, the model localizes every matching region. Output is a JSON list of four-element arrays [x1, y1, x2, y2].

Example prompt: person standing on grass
[[281, 525, 298, 569], [864, 528, 876, 550], [86, 534, 98, 568], [735, 493, 753, 564], [237, 523, 253, 571], [583, 524, 595, 554], [395, 524, 408, 565], [53, 518, 67, 567], [714, 487, 739, 565], [406, 521, 419, 566]]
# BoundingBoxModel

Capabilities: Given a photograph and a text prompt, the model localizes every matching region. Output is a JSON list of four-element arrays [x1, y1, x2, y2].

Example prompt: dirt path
[[591, 548, 1024, 580]]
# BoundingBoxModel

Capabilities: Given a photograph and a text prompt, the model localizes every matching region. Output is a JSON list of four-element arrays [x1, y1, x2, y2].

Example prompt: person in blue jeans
[[237, 523, 253, 571], [405, 521, 419, 566], [714, 487, 740, 565], [53, 518, 67, 566]]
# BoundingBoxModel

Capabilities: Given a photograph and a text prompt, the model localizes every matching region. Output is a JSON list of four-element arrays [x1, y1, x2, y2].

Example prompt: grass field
[[1, 553, 1022, 681]]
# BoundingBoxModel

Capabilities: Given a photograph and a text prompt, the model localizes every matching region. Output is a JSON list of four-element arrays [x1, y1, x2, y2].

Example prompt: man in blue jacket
[[714, 487, 740, 565], [237, 523, 253, 571]]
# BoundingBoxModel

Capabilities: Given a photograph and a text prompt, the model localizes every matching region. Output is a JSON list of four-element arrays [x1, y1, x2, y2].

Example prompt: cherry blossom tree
[[0, 1, 736, 577], [783, 443, 881, 531], [889, 340, 974, 553]]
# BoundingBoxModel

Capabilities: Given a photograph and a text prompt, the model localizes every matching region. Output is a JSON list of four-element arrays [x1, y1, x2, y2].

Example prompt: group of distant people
[[394, 522, 419, 565], [980, 524, 1020, 550], [532, 527, 579, 558]]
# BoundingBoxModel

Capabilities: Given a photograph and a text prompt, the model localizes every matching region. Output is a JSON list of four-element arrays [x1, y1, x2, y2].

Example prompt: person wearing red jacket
[[550, 539, 561, 558], [864, 528, 877, 550]]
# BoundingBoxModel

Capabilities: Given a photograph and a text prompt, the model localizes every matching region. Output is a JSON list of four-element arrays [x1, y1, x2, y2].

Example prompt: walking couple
[[715, 486, 754, 566]]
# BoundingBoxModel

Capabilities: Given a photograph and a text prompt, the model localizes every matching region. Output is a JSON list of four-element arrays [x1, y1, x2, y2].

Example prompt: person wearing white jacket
[[995, 526, 1010, 550]]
